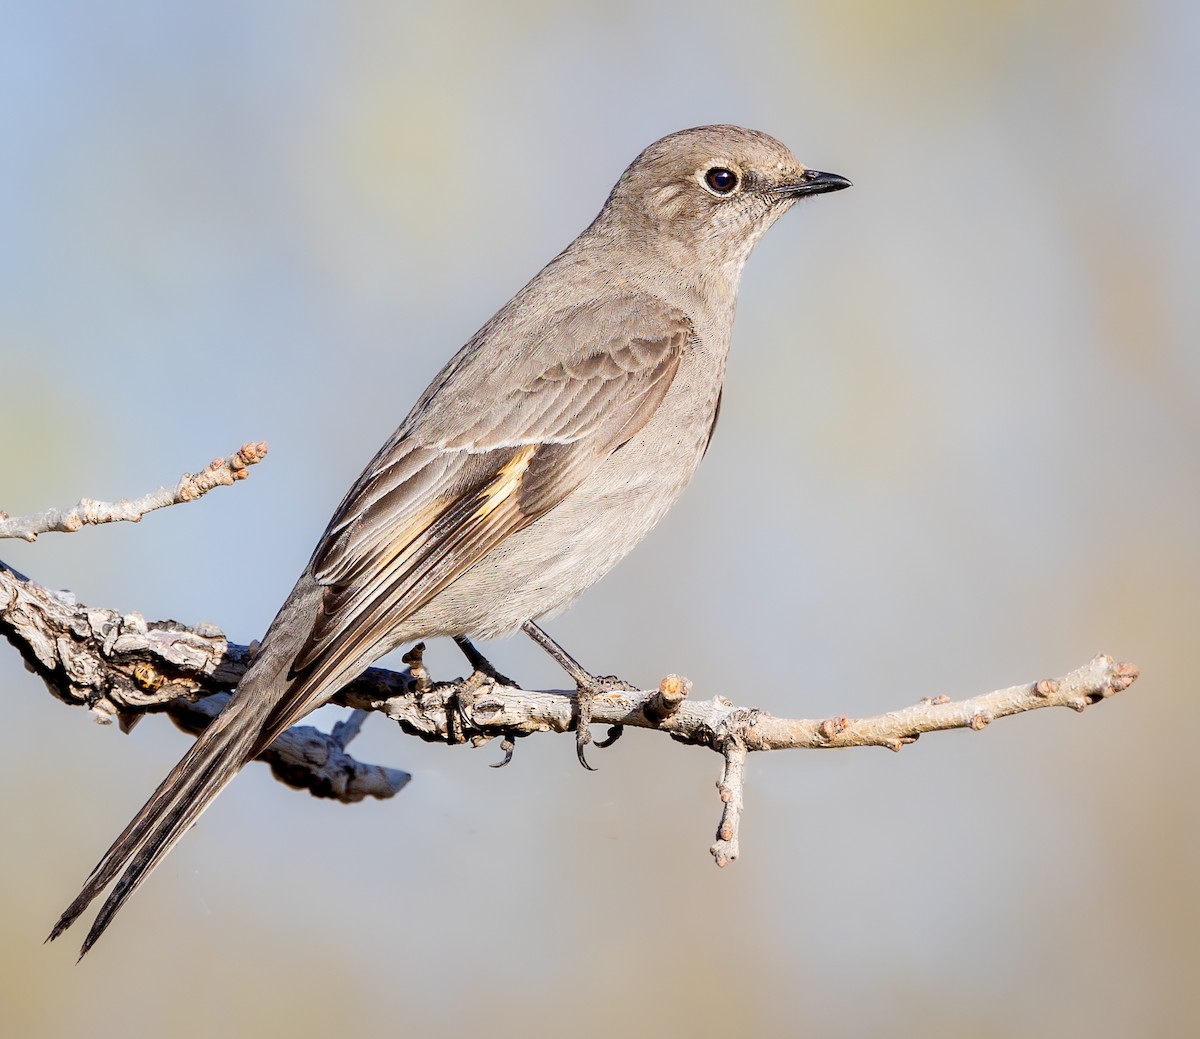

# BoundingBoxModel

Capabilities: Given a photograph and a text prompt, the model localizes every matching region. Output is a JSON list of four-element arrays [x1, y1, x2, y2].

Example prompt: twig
[[0, 557, 1139, 863], [711, 729, 748, 867], [644, 673, 691, 723], [0, 442, 269, 542]]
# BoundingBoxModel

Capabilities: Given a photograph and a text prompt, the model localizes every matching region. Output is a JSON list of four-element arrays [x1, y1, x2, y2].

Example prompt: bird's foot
[[452, 636, 523, 762], [520, 620, 631, 770], [569, 671, 632, 769]]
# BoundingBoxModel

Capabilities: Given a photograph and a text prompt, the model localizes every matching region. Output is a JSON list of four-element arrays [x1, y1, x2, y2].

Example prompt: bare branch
[[0, 442, 269, 542], [711, 730, 748, 867], [0, 556, 1139, 862], [0, 558, 409, 802]]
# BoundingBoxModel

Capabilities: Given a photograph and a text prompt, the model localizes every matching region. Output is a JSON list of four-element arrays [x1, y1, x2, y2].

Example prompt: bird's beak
[[774, 170, 853, 198]]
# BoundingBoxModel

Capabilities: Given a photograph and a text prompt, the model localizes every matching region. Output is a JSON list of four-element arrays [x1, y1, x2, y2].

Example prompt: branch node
[[818, 715, 848, 741], [402, 642, 432, 693], [1112, 661, 1140, 691], [968, 710, 993, 731], [644, 673, 691, 722]]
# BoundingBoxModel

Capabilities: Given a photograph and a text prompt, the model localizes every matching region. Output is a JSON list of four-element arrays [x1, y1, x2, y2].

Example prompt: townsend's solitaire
[[51, 124, 850, 956]]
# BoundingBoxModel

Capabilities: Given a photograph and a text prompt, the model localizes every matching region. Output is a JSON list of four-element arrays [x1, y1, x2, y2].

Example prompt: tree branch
[[0, 558, 1138, 863], [0, 448, 1140, 865], [0, 442, 269, 541], [0, 558, 409, 802]]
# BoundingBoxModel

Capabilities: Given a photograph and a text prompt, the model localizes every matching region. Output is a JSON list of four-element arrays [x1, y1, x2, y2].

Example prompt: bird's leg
[[520, 620, 632, 769], [453, 635, 516, 687], [448, 635, 520, 747]]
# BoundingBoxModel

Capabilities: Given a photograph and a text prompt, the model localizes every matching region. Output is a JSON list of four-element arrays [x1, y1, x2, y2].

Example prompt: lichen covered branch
[[0, 558, 409, 802]]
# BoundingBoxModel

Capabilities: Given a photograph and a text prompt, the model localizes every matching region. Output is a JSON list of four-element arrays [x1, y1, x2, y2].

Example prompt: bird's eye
[[704, 167, 739, 194]]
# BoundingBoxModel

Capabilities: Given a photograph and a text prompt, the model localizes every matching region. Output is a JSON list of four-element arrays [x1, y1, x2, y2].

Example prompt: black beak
[[774, 170, 853, 199]]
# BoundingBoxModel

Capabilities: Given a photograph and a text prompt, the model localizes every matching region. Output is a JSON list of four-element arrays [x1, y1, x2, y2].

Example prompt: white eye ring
[[702, 167, 740, 195]]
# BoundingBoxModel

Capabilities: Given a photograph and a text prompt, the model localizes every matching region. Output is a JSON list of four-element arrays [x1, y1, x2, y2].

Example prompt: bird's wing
[[258, 292, 692, 749], [51, 292, 691, 958]]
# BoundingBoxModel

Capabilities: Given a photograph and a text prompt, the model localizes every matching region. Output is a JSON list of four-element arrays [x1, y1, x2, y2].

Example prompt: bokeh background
[[2, 2, 1197, 1036]]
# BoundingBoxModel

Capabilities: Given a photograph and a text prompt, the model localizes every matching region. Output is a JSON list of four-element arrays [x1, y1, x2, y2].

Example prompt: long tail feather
[[48, 577, 329, 958], [47, 686, 275, 958]]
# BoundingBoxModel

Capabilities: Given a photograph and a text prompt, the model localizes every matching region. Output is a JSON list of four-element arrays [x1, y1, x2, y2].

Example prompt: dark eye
[[704, 167, 739, 194]]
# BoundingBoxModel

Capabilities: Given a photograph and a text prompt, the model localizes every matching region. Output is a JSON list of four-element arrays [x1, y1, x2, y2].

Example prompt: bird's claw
[[489, 733, 517, 768], [572, 674, 632, 769], [574, 685, 597, 770], [594, 725, 623, 749], [518, 621, 633, 771]]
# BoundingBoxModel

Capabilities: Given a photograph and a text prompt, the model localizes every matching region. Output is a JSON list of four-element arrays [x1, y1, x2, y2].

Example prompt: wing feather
[[256, 295, 691, 747]]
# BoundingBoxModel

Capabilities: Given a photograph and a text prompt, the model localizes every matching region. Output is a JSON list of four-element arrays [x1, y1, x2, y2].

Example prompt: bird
[[49, 124, 850, 957]]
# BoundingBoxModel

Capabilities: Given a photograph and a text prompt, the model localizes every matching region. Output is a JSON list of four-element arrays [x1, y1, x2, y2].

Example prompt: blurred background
[[2, 1, 1196, 1036]]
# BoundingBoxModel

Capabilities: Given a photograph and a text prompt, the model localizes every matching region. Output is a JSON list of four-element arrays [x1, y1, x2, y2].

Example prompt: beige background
[[2, 2, 1196, 1036]]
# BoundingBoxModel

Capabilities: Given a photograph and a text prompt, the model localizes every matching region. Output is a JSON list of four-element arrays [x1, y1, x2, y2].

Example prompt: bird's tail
[[48, 575, 327, 960], [47, 680, 278, 959]]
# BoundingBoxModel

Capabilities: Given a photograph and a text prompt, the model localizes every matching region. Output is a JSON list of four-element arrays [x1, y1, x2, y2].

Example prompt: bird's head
[[597, 124, 851, 287]]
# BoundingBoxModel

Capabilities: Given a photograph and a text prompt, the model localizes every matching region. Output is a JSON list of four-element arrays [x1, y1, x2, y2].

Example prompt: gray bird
[[50, 124, 850, 957]]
